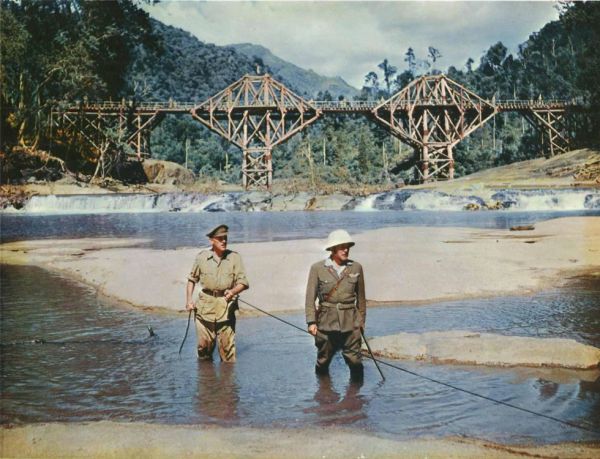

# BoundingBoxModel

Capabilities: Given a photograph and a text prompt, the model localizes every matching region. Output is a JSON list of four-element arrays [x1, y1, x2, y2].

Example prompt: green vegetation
[[1, 0, 598, 187]]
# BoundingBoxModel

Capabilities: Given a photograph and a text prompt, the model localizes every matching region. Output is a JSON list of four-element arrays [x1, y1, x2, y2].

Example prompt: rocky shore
[[1, 148, 598, 212]]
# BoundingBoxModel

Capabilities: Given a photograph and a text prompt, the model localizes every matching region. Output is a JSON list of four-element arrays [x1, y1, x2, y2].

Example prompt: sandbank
[[2, 422, 599, 459], [1, 217, 598, 316], [367, 330, 600, 369]]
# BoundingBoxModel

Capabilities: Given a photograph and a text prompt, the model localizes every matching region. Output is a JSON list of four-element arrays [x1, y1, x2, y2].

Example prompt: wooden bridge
[[53, 74, 584, 188]]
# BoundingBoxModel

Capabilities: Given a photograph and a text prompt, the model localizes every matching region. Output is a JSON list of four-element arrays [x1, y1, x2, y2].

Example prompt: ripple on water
[[1, 264, 599, 445]]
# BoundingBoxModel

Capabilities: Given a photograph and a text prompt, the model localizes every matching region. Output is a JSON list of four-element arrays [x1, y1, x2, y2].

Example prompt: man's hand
[[224, 290, 235, 302], [308, 324, 318, 336], [186, 301, 195, 311]]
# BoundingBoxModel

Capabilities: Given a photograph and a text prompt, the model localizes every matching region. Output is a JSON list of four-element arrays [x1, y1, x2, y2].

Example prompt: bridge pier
[[53, 104, 165, 163], [530, 108, 569, 157], [242, 148, 273, 189], [374, 75, 496, 183], [192, 74, 320, 190], [447, 145, 455, 180]]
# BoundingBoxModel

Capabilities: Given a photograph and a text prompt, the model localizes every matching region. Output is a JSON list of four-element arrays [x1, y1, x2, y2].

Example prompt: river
[[1, 202, 599, 446]]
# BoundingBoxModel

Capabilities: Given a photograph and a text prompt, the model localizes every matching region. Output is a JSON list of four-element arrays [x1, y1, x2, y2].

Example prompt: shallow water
[[1, 264, 599, 444], [1, 209, 599, 248]]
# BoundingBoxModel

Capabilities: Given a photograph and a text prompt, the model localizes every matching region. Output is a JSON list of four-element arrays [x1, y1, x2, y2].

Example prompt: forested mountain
[[1, 0, 598, 187], [127, 19, 255, 102], [229, 43, 359, 100]]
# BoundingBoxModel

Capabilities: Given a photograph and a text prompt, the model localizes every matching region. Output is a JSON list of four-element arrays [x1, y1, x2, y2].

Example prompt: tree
[[363, 71, 380, 99], [1, 0, 156, 175], [427, 46, 442, 74], [378, 58, 397, 96], [404, 47, 417, 76]]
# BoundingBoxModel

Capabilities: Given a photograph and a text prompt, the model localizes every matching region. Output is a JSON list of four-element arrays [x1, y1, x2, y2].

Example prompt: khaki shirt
[[305, 259, 366, 332], [188, 249, 249, 322]]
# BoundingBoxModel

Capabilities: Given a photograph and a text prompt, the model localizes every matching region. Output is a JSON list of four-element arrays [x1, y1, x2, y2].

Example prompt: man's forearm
[[225, 283, 247, 301], [186, 280, 196, 304]]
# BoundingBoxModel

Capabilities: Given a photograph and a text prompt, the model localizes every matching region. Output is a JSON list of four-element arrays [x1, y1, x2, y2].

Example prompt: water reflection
[[195, 361, 240, 423], [307, 375, 367, 425]]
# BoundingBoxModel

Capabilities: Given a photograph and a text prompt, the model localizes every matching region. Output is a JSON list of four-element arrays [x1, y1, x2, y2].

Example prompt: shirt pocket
[[341, 273, 359, 294], [200, 272, 216, 289], [317, 276, 333, 299], [225, 271, 236, 289]]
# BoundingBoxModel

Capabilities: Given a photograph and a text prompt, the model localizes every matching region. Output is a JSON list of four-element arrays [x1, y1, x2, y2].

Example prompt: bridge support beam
[[521, 108, 569, 157], [373, 75, 496, 183], [192, 74, 321, 190], [53, 105, 164, 161], [242, 148, 273, 189]]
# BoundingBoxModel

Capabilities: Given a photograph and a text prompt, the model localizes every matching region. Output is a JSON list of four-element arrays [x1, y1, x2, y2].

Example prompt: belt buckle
[[212, 289, 220, 297]]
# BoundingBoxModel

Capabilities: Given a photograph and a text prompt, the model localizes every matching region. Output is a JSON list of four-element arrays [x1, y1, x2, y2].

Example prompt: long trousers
[[195, 317, 236, 362], [314, 328, 363, 373]]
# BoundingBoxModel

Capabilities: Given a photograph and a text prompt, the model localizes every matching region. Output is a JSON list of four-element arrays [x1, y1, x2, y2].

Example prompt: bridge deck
[[56, 99, 582, 114]]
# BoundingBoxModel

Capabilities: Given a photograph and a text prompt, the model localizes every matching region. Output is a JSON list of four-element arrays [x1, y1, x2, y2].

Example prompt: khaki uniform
[[188, 249, 249, 362], [305, 259, 366, 375]]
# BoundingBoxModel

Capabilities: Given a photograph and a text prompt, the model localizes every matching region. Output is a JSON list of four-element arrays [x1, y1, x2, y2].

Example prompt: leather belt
[[320, 301, 355, 310], [202, 288, 226, 297]]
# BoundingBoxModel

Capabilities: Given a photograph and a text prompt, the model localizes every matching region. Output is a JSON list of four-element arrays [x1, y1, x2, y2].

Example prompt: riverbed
[[2, 208, 600, 448]]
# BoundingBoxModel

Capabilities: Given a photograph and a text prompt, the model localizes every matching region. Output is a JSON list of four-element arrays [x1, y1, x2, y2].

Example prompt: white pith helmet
[[324, 229, 355, 251]]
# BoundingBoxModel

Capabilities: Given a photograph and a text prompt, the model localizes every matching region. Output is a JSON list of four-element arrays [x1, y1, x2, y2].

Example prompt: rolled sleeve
[[188, 258, 201, 284], [233, 254, 250, 288]]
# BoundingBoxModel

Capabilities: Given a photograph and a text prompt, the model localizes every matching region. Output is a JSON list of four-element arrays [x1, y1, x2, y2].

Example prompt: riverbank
[[2, 216, 599, 316], [1, 149, 598, 211], [2, 422, 599, 458]]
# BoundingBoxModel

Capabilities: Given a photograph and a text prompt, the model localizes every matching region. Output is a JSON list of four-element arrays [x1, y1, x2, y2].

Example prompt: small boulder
[[510, 225, 535, 231], [142, 159, 195, 185]]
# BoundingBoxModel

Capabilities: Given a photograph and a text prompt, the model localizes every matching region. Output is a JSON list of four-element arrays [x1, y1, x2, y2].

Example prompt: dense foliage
[[1, 0, 598, 186]]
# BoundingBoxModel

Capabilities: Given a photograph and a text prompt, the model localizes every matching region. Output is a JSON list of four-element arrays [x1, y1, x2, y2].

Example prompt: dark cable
[[238, 298, 600, 435]]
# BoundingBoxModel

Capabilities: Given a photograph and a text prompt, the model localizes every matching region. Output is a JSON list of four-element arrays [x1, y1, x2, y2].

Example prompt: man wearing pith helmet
[[305, 229, 366, 381], [186, 224, 249, 362]]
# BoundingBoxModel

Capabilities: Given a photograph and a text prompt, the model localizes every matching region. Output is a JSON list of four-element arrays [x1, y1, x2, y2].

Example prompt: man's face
[[331, 243, 351, 264], [210, 235, 228, 253]]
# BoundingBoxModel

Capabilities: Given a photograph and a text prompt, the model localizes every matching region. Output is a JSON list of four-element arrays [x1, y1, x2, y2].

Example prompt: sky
[[143, 1, 560, 89]]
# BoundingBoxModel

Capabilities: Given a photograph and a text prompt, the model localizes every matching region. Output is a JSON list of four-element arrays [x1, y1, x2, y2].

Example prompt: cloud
[[145, 1, 559, 88]]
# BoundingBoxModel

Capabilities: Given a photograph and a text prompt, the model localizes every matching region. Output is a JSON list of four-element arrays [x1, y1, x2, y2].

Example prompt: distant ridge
[[230, 43, 359, 99], [129, 21, 359, 102]]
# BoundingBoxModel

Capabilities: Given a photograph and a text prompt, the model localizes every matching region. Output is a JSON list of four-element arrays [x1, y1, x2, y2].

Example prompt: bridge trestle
[[191, 74, 321, 189], [373, 75, 497, 181], [521, 108, 570, 157], [53, 104, 165, 161], [53, 74, 583, 188]]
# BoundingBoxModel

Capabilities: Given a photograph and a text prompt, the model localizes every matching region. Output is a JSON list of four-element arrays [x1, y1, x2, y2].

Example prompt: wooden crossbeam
[[53, 73, 583, 188]]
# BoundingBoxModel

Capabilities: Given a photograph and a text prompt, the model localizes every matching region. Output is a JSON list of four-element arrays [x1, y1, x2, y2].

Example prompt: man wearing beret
[[186, 224, 249, 362], [305, 229, 366, 381]]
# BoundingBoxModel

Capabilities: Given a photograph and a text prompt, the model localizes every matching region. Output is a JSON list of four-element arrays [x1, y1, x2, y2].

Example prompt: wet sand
[[2, 422, 599, 458], [367, 330, 600, 369], [2, 216, 599, 316]]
